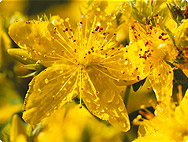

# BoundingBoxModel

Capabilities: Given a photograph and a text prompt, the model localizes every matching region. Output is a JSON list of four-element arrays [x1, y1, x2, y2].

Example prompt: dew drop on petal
[[94, 97, 100, 102], [63, 97, 67, 101], [44, 78, 49, 84], [118, 106, 124, 112], [119, 121, 126, 128], [113, 96, 120, 104], [95, 103, 100, 107], [96, 8, 100, 11], [113, 109, 120, 118], [103, 113, 109, 120], [101, 89, 115, 103], [85, 98, 91, 103]]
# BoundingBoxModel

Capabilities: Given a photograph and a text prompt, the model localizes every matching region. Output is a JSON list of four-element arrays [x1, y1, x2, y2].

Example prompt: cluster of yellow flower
[[1, 0, 188, 141]]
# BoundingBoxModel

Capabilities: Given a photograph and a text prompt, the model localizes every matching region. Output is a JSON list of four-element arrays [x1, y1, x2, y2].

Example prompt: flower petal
[[23, 64, 78, 124], [82, 66, 130, 132], [133, 132, 171, 142], [101, 40, 150, 83], [175, 89, 188, 122], [148, 61, 173, 101], [9, 20, 76, 67]]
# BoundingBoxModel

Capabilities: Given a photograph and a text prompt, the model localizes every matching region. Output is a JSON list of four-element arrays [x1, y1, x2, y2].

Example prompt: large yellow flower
[[7, 12, 150, 131]]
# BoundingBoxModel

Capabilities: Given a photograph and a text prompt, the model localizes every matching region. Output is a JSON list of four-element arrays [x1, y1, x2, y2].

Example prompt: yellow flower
[[37, 103, 122, 142], [127, 18, 177, 101], [8, 13, 141, 131], [133, 86, 188, 142]]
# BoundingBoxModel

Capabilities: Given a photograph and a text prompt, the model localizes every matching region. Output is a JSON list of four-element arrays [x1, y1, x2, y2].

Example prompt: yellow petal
[[133, 132, 171, 142], [82, 66, 130, 132], [8, 20, 75, 67], [175, 89, 188, 122], [148, 61, 173, 101], [10, 115, 27, 142], [102, 40, 150, 83], [182, 68, 188, 78], [23, 64, 78, 124]]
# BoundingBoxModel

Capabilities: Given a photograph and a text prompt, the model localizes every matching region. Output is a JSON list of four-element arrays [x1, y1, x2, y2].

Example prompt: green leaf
[[23, 64, 46, 71], [7, 48, 35, 65], [18, 71, 41, 78]]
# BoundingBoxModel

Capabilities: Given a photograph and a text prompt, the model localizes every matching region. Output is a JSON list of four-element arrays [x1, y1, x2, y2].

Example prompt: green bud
[[7, 48, 35, 65]]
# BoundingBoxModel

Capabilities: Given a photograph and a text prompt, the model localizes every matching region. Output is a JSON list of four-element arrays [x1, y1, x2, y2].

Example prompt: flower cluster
[[1, 0, 188, 141]]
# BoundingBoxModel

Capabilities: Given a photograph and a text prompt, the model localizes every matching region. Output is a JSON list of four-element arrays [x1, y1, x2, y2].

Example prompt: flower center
[[78, 50, 87, 66]]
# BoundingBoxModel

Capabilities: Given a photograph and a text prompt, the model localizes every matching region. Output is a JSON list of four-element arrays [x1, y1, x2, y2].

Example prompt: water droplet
[[113, 96, 120, 104], [103, 113, 109, 120], [101, 109, 105, 112], [38, 88, 41, 92], [101, 89, 115, 103], [95, 103, 100, 107], [54, 106, 57, 110], [85, 98, 91, 103], [118, 106, 124, 112], [52, 95, 56, 99], [65, 18, 69, 22], [63, 97, 67, 101], [122, 122, 126, 128], [124, 61, 128, 65], [68, 81, 71, 84], [47, 113, 50, 116], [44, 78, 49, 84], [94, 97, 100, 102], [112, 109, 120, 118]]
